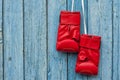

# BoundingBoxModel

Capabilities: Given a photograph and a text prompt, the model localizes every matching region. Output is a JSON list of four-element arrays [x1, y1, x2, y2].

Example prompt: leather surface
[[56, 11, 80, 52], [75, 34, 101, 75]]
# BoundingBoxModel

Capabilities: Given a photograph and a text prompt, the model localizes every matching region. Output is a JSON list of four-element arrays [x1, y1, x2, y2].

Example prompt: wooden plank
[[0, 42, 3, 80], [24, 0, 47, 80], [0, 0, 2, 31], [3, 0, 23, 80], [0, 0, 2, 79], [67, 0, 87, 80], [113, 0, 120, 80], [47, 0, 67, 80], [87, 1, 101, 80], [88, 0, 112, 80]]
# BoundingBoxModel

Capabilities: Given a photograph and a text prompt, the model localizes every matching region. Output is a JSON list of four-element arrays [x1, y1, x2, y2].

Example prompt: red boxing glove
[[56, 11, 80, 52], [75, 34, 101, 75]]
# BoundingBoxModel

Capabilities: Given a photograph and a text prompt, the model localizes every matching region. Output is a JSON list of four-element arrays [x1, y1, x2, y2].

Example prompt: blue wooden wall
[[0, 0, 120, 80]]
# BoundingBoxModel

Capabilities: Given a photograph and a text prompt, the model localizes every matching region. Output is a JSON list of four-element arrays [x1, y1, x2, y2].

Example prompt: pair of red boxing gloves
[[56, 11, 101, 75]]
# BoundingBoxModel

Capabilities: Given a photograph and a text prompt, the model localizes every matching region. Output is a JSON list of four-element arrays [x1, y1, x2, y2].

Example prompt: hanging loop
[[82, 0, 87, 34], [71, 0, 74, 12]]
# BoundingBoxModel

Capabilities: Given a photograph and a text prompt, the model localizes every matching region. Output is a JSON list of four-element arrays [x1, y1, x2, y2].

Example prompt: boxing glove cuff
[[60, 11, 80, 25], [80, 34, 101, 50]]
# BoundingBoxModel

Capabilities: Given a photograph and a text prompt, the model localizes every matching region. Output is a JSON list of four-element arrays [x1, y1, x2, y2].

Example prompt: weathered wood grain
[[113, 0, 120, 80], [3, 0, 23, 80], [0, 0, 2, 79], [2, 0, 120, 80], [87, 1, 101, 80], [24, 0, 47, 80], [48, 0, 67, 80], [88, 0, 112, 80], [67, 0, 88, 80]]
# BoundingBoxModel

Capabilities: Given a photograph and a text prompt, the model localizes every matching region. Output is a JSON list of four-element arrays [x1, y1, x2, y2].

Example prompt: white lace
[[82, 0, 87, 34], [71, 0, 87, 34], [71, 0, 74, 12]]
